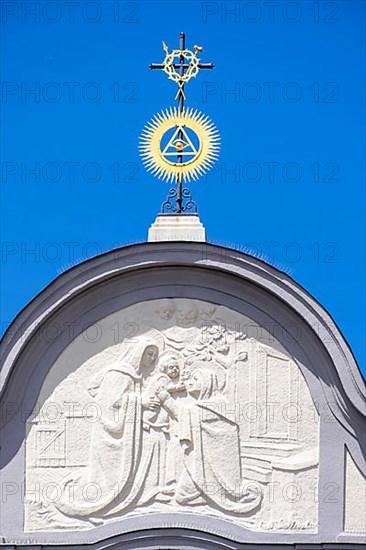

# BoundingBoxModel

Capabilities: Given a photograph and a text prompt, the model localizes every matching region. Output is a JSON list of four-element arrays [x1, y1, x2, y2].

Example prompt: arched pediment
[[0, 242, 365, 546]]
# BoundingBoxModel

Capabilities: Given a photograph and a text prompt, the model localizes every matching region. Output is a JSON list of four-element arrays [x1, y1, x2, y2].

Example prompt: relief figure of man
[[159, 366, 262, 514], [134, 350, 185, 505]]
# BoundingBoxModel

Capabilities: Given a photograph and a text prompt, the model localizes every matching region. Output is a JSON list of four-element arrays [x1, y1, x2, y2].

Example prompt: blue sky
[[1, 0, 365, 376]]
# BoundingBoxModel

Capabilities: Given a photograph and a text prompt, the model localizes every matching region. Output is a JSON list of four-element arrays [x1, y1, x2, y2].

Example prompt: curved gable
[[0, 242, 365, 546]]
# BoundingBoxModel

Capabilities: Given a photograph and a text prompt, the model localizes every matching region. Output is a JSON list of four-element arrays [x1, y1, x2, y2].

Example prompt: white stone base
[[148, 214, 206, 242]]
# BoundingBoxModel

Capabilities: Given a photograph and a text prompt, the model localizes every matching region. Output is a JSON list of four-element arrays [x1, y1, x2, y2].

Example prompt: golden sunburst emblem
[[139, 107, 220, 183]]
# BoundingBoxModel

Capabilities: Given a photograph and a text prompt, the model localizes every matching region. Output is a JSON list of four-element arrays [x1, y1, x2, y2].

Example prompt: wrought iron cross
[[149, 32, 214, 214], [150, 32, 214, 113]]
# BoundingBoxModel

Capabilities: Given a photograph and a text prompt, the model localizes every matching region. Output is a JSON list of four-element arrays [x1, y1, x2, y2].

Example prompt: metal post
[[176, 31, 186, 213], [179, 31, 185, 114]]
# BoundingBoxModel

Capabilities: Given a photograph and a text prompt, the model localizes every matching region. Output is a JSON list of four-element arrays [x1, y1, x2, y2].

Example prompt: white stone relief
[[25, 299, 319, 532]]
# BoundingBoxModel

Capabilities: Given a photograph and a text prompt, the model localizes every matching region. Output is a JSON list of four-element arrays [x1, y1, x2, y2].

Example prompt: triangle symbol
[[162, 125, 199, 159]]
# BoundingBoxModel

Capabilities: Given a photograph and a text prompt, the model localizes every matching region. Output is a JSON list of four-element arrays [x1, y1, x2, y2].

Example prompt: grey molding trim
[[0, 527, 365, 550]]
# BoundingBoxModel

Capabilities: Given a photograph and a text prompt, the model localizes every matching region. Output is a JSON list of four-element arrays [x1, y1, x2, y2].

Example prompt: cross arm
[[149, 63, 214, 70]]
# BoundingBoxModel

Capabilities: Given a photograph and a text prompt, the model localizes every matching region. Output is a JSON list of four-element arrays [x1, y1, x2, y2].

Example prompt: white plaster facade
[[0, 242, 365, 549]]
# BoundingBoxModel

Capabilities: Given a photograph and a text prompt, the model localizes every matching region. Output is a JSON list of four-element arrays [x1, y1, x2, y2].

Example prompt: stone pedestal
[[148, 214, 206, 242]]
